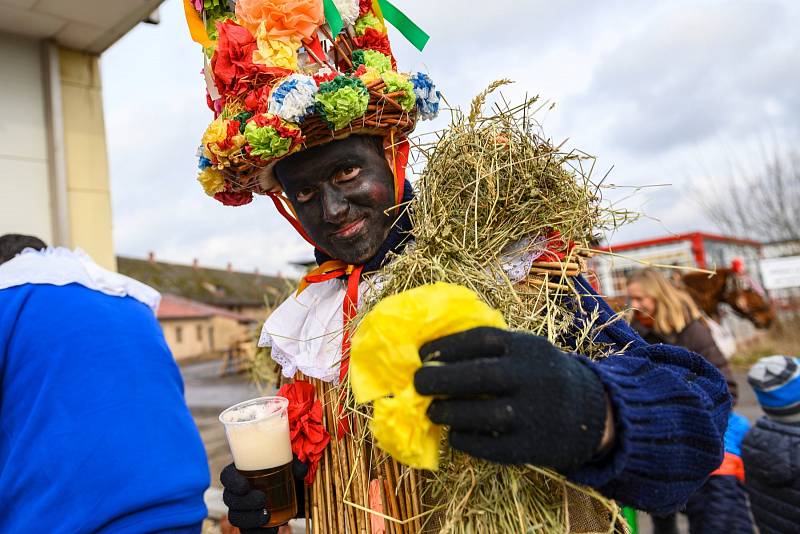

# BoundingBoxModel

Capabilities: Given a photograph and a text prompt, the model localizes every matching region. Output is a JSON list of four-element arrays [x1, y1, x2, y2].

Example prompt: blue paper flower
[[197, 146, 213, 169], [268, 74, 318, 123], [410, 72, 440, 120]]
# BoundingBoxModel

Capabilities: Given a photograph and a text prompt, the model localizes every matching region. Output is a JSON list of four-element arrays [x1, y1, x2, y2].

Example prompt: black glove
[[221, 457, 308, 534], [414, 327, 608, 475]]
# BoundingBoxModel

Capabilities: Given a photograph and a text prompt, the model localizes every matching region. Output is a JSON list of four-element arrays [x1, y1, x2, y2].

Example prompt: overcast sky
[[101, 0, 800, 275]]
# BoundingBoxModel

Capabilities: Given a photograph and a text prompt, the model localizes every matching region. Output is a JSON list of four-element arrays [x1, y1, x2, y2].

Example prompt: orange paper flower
[[235, 0, 323, 41]]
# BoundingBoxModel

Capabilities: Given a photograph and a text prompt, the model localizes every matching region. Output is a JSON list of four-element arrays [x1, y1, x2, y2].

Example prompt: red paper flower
[[244, 85, 271, 113], [211, 20, 291, 98], [312, 68, 339, 86], [353, 27, 392, 58], [214, 190, 254, 206], [278, 381, 331, 484]]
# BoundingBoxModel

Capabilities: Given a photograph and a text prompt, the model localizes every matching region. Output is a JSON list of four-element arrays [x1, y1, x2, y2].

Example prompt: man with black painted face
[[274, 135, 397, 265], [221, 132, 732, 533]]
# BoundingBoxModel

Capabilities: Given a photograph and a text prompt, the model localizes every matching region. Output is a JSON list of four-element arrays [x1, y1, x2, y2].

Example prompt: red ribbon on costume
[[534, 229, 576, 262], [298, 261, 365, 437], [711, 452, 745, 482], [277, 381, 331, 484]]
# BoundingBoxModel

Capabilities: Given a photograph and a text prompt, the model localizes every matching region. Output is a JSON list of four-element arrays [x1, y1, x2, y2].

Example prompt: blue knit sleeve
[[567, 277, 731, 515]]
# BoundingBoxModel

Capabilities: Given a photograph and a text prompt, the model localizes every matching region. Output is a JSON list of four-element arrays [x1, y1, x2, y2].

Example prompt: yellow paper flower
[[253, 22, 300, 70], [197, 167, 226, 196], [357, 66, 381, 85], [350, 282, 507, 470], [201, 116, 246, 164]]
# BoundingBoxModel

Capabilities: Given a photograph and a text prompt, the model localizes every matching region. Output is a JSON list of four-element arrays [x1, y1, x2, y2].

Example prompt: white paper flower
[[333, 0, 359, 27]]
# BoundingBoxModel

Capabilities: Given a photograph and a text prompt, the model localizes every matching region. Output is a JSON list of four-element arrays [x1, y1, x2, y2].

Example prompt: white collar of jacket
[[0, 247, 161, 312]]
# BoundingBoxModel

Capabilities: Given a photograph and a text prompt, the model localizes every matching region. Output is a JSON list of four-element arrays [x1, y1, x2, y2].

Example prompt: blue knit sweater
[[569, 276, 732, 515]]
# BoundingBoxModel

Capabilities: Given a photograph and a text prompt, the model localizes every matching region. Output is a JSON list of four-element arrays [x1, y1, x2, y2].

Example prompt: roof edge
[[88, 0, 166, 54]]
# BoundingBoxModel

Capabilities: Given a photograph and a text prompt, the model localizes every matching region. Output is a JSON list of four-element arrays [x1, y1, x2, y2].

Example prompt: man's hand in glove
[[414, 327, 615, 475], [220, 457, 308, 534]]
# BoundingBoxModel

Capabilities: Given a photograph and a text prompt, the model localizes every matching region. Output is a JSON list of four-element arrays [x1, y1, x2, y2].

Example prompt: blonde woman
[[627, 268, 737, 400], [627, 268, 752, 534]]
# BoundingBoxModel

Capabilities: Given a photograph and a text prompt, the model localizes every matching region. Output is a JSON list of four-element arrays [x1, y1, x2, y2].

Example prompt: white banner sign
[[760, 256, 800, 290]]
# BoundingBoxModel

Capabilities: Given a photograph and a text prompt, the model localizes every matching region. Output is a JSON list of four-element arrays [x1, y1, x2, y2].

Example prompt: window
[[175, 326, 183, 343], [196, 324, 203, 342]]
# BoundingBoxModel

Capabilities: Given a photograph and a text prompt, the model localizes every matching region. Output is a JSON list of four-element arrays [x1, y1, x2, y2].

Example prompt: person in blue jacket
[[0, 235, 210, 533], [220, 135, 732, 531], [742, 355, 800, 534]]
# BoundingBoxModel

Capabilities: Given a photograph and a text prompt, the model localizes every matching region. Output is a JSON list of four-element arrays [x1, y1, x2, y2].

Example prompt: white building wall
[[0, 33, 52, 243]]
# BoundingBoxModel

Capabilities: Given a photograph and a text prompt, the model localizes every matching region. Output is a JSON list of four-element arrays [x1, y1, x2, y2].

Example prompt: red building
[[590, 231, 762, 297]]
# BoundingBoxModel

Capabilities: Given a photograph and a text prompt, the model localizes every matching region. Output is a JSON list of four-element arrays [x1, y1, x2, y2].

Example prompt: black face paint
[[274, 135, 395, 265]]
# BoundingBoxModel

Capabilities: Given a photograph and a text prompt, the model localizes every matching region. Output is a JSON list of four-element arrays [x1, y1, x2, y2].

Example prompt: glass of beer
[[219, 396, 296, 527]]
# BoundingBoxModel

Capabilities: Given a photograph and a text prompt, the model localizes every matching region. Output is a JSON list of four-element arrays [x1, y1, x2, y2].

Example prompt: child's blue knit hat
[[748, 355, 800, 423]]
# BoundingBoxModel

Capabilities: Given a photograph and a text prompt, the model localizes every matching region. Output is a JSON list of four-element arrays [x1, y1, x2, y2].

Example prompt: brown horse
[[680, 268, 774, 329]]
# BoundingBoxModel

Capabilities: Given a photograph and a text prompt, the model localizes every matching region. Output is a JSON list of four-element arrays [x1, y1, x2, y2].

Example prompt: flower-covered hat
[[185, 0, 439, 207]]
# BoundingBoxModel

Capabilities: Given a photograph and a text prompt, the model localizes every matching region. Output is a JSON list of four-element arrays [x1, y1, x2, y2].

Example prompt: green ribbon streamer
[[323, 0, 344, 38], [377, 0, 430, 51]]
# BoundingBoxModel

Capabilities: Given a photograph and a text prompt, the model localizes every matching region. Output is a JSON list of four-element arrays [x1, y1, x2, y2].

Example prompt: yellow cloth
[[351, 282, 507, 470]]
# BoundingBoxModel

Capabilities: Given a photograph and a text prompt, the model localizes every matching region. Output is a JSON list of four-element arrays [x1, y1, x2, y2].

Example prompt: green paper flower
[[315, 76, 369, 130], [244, 122, 292, 159], [354, 13, 385, 36], [352, 49, 392, 74], [381, 71, 416, 112]]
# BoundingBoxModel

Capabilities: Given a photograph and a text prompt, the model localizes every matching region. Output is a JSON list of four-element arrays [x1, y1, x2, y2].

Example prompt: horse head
[[682, 268, 774, 329], [720, 268, 775, 329]]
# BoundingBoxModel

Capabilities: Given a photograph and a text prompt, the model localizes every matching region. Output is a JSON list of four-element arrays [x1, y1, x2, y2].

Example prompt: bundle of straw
[[346, 82, 632, 533]]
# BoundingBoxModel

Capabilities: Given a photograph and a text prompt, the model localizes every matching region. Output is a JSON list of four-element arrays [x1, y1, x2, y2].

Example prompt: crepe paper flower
[[356, 65, 381, 85], [244, 113, 304, 160], [243, 85, 271, 113], [351, 49, 391, 74], [410, 72, 440, 120], [278, 381, 331, 484], [358, 0, 373, 16], [350, 282, 508, 470], [202, 116, 247, 165], [198, 153, 212, 170], [354, 12, 385, 36], [268, 74, 319, 122], [212, 20, 293, 98], [315, 75, 369, 130], [353, 27, 392, 58], [205, 12, 235, 42], [214, 189, 254, 206], [333, 0, 360, 27], [197, 167, 227, 196], [381, 71, 415, 112], [312, 66, 340, 85], [235, 0, 323, 41], [253, 22, 301, 70]]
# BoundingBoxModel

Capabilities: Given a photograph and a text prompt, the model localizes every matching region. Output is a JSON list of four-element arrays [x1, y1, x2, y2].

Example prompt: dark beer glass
[[220, 397, 297, 528]]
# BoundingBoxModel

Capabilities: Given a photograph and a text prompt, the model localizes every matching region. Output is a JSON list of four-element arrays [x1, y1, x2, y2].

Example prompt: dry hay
[[346, 82, 635, 533]]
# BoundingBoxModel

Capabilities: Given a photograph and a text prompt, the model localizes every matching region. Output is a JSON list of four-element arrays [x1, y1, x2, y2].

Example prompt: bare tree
[[703, 148, 800, 241]]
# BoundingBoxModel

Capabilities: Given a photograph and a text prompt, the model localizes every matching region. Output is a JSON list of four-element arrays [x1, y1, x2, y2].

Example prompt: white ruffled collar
[[0, 247, 161, 312]]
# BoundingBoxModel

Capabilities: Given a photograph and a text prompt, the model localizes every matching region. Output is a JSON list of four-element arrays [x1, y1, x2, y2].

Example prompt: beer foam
[[221, 400, 293, 471]]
